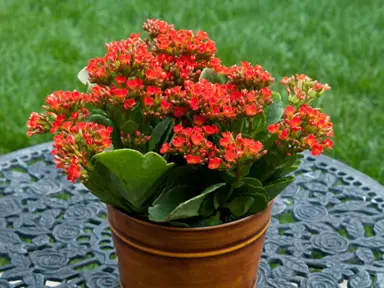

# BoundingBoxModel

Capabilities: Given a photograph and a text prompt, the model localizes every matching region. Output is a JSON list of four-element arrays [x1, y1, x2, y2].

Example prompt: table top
[[0, 143, 384, 288]]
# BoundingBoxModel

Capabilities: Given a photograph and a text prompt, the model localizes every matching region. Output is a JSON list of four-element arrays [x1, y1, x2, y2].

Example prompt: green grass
[[1, 0, 383, 183]]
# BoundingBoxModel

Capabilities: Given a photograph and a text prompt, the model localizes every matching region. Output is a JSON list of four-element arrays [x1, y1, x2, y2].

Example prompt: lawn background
[[1, 0, 383, 184]]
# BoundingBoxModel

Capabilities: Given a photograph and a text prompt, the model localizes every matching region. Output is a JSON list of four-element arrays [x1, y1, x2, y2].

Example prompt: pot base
[[108, 204, 272, 288], [121, 280, 257, 288]]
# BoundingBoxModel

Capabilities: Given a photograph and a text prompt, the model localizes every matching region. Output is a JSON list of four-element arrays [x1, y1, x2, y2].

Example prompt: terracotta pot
[[107, 202, 273, 288]]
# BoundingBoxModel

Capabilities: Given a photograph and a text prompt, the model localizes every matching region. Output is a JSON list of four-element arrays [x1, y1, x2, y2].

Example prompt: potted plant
[[26, 19, 333, 288]]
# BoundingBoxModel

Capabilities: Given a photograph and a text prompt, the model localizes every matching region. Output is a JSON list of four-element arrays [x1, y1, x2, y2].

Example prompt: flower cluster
[[26, 113, 51, 136], [143, 19, 174, 38], [139, 79, 273, 121], [221, 62, 275, 90], [27, 19, 334, 184], [268, 104, 333, 155], [281, 74, 330, 105], [86, 19, 221, 90], [121, 130, 151, 148], [43, 90, 88, 115], [26, 90, 90, 137], [160, 124, 266, 171], [52, 122, 113, 182]]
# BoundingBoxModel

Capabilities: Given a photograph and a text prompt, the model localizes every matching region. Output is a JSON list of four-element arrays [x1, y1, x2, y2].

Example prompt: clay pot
[[107, 202, 273, 288]]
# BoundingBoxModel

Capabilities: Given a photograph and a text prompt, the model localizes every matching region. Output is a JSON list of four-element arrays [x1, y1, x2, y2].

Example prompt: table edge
[[1, 142, 382, 191]]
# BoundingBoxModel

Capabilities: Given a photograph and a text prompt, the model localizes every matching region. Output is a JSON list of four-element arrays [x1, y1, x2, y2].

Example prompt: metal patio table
[[1, 143, 384, 288]]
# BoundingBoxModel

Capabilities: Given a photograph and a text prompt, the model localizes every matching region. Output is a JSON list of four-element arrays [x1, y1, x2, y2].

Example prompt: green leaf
[[88, 114, 121, 148], [120, 120, 138, 134], [265, 176, 295, 201], [199, 68, 226, 84], [279, 158, 301, 177], [77, 67, 89, 85], [149, 183, 226, 222], [163, 118, 175, 143], [249, 147, 294, 183], [199, 195, 216, 217], [190, 212, 223, 227], [226, 195, 255, 217], [265, 92, 284, 125], [214, 186, 233, 208], [106, 104, 128, 128], [128, 103, 143, 124], [169, 221, 190, 228], [205, 212, 223, 226], [238, 162, 253, 178], [243, 177, 262, 187], [281, 165, 299, 176], [163, 166, 201, 187], [77, 66, 96, 92], [226, 184, 268, 216], [148, 185, 192, 222], [94, 149, 174, 210], [251, 112, 266, 136], [266, 154, 298, 182], [86, 161, 136, 213], [231, 181, 244, 189], [248, 191, 268, 214], [90, 108, 109, 118], [148, 117, 173, 152], [219, 170, 238, 184]]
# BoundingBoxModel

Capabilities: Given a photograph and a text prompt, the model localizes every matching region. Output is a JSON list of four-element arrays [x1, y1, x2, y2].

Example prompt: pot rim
[[108, 200, 274, 232]]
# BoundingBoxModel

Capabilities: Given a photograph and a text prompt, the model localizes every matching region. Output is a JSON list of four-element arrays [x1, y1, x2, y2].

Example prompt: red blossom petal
[[208, 158, 222, 169], [267, 123, 279, 134]]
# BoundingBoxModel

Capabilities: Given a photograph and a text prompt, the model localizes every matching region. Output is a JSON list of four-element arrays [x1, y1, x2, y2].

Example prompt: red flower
[[248, 141, 263, 154], [111, 88, 128, 98], [283, 74, 331, 105], [28, 19, 335, 183], [51, 122, 113, 182], [143, 97, 154, 106], [173, 124, 183, 133], [281, 77, 290, 86], [279, 129, 289, 140], [208, 158, 222, 170], [244, 104, 257, 116], [115, 76, 127, 85], [126, 79, 144, 90], [143, 19, 175, 38], [27, 113, 51, 136], [186, 155, 202, 164], [193, 115, 206, 126], [174, 106, 187, 117], [172, 136, 185, 148], [191, 133, 204, 145], [50, 115, 66, 133], [322, 138, 334, 149], [284, 106, 296, 118], [124, 99, 136, 109], [311, 144, 324, 156], [268, 123, 279, 134], [260, 87, 272, 97], [223, 148, 237, 163], [146, 68, 163, 80], [288, 116, 302, 128], [67, 156, 82, 183], [224, 62, 274, 89], [203, 124, 219, 135], [160, 143, 170, 154], [146, 86, 162, 96], [219, 137, 231, 147], [305, 135, 318, 148]]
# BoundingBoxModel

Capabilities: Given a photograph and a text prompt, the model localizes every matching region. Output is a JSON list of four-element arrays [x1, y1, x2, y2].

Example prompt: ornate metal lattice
[[0, 143, 384, 287]]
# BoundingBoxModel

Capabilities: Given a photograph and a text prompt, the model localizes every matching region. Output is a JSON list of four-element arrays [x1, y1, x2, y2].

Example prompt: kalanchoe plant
[[26, 19, 333, 227]]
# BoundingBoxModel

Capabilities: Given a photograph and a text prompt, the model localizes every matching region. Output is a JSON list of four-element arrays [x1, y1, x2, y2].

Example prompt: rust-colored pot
[[107, 202, 273, 288]]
